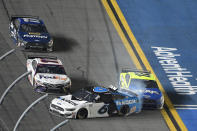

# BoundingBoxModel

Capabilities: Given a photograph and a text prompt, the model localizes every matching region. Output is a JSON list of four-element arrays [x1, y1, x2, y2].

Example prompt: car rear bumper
[[25, 42, 49, 50]]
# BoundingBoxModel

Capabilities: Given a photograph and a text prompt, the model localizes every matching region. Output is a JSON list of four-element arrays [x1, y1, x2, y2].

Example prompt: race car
[[49, 86, 141, 119], [9, 15, 53, 52], [119, 69, 164, 109], [27, 55, 71, 92]]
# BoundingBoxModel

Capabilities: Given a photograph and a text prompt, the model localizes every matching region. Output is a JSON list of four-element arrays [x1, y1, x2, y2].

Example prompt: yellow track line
[[101, 0, 142, 70], [110, 0, 187, 130], [161, 109, 177, 131]]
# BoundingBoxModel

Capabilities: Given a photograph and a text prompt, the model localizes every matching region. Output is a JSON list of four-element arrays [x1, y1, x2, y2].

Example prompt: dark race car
[[9, 15, 53, 52]]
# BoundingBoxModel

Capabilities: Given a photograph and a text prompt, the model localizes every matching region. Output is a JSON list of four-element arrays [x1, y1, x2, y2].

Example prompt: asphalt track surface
[[0, 0, 168, 131]]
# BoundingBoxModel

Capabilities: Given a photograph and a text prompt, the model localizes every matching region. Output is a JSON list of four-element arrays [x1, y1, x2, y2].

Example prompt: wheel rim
[[121, 106, 129, 115], [78, 109, 87, 119]]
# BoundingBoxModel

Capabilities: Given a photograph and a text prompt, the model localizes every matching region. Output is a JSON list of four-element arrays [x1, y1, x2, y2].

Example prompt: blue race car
[[9, 15, 53, 52], [119, 69, 164, 109]]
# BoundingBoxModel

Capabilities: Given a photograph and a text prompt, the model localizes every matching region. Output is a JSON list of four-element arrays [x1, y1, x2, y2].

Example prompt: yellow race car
[[119, 69, 164, 109]]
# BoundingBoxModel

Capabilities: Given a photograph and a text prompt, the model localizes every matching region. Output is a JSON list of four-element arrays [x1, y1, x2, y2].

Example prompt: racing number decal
[[98, 104, 108, 114], [120, 73, 132, 89]]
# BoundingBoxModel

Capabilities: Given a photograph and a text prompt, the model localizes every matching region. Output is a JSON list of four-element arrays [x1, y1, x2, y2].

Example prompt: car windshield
[[144, 80, 158, 88], [36, 64, 66, 75], [20, 24, 47, 33], [72, 89, 99, 102], [118, 88, 137, 97]]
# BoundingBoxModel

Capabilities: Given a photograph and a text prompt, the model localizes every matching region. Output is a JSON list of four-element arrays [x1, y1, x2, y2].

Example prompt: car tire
[[46, 47, 53, 52], [157, 103, 164, 109], [119, 105, 130, 115], [76, 108, 88, 119], [33, 79, 36, 88], [61, 87, 70, 94]]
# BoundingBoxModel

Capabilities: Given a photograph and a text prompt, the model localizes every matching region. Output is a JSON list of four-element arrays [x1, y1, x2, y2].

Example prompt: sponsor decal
[[152, 46, 197, 95], [130, 106, 136, 113], [98, 104, 108, 114], [144, 89, 159, 95], [143, 95, 151, 99], [39, 75, 67, 80], [116, 99, 136, 106], [29, 32, 40, 35], [23, 34, 47, 39]]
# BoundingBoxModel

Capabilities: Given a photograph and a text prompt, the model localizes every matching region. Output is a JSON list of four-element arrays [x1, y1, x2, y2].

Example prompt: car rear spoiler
[[27, 55, 57, 60], [10, 15, 39, 21], [121, 68, 150, 74]]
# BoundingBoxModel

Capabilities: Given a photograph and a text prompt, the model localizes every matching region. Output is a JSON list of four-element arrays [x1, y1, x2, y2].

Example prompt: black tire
[[76, 108, 88, 119], [32, 78, 36, 88], [119, 105, 130, 115], [46, 47, 53, 52], [24, 45, 29, 50]]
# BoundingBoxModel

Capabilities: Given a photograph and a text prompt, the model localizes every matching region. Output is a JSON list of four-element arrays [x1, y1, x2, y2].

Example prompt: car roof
[[88, 86, 135, 97], [120, 71, 155, 81], [18, 17, 44, 25], [36, 58, 63, 65]]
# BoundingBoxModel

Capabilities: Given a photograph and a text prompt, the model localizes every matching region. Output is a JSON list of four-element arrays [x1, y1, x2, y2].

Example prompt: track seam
[[1, 0, 10, 20]]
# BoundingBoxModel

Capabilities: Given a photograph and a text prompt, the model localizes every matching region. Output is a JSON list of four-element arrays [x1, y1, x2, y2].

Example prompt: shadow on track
[[35, 77, 98, 95], [53, 35, 78, 52]]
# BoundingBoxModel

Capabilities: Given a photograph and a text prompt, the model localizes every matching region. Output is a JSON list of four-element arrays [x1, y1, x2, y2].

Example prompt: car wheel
[[76, 108, 88, 119], [46, 47, 53, 52], [157, 103, 164, 109], [119, 105, 130, 115], [24, 45, 29, 50], [61, 87, 70, 94], [33, 79, 36, 88]]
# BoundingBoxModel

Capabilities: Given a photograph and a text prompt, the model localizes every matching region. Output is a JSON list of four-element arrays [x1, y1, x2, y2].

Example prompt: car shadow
[[36, 77, 98, 95], [70, 77, 98, 93], [53, 35, 78, 52]]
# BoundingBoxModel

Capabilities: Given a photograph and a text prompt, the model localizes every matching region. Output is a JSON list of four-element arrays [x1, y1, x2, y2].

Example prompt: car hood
[[35, 73, 70, 84], [143, 88, 162, 100], [19, 31, 51, 43], [52, 95, 87, 109]]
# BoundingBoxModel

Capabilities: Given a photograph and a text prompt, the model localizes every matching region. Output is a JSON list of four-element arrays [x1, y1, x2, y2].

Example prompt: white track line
[[13, 94, 48, 131], [50, 119, 69, 131], [0, 49, 15, 60], [175, 107, 197, 110], [0, 71, 31, 105], [174, 105, 197, 107]]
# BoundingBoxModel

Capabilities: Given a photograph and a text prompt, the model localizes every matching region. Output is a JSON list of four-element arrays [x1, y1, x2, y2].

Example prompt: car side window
[[32, 60, 37, 71], [113, 94, 125, 100]]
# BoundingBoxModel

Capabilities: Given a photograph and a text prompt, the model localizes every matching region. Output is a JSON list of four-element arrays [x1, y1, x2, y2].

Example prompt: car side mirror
[[10, 22, 14, 29]]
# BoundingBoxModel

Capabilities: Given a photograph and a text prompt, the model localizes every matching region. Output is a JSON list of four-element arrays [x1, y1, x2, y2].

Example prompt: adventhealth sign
[[152, 46, 197, 95]]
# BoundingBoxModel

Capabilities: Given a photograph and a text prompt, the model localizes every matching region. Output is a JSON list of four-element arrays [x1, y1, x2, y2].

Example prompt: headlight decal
[[48, 39, 53, 47]]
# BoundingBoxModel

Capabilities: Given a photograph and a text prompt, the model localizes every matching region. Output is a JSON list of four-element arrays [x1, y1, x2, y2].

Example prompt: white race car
[[27, 55, 71, 92], [49, 86, 141, 119]]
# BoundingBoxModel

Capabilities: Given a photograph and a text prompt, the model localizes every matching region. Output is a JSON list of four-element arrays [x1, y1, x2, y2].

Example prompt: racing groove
[[0, 0, 168, 130]]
